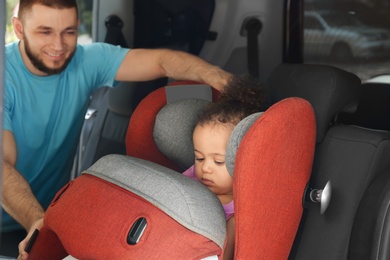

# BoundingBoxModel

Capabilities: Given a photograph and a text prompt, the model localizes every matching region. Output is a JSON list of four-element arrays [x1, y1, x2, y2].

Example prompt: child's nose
[[202, 160, 212, 173]]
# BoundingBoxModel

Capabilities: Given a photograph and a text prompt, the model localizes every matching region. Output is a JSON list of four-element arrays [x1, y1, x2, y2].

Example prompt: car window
[[5, 0, 93, 44], [304, 0, 390, 82], [305, 16, 324, 30], [322, 12, 363, 27]]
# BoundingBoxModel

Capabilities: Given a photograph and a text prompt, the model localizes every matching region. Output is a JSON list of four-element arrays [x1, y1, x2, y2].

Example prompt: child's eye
[[195, 157, 204, 162], [215, 161, 225, 165]]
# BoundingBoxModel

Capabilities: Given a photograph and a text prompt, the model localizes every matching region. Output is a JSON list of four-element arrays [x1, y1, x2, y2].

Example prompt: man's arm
[[115, 48, 232, 91], [2, 130, 44, 255]]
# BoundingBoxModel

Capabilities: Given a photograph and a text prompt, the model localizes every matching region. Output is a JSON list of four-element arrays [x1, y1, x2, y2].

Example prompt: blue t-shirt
[[2, 42, 129, 231]]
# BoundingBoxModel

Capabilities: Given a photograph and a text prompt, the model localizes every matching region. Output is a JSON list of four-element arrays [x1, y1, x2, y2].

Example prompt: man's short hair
[[18, 0, 78, 20]]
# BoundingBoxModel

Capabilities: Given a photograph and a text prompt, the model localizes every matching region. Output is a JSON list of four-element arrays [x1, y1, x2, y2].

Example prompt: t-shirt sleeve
[[81, 43, 129, 88]]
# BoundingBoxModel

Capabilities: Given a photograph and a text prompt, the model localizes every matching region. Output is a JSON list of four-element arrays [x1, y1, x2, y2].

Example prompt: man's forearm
[[116, 48, 232, 91], [2, 161, 44, 231], [158, 49, 232, 91]]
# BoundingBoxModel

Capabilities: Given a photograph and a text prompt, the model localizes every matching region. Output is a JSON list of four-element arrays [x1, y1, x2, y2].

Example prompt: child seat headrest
[[154, 99, 210, 170], [126, 83, 217, 172]]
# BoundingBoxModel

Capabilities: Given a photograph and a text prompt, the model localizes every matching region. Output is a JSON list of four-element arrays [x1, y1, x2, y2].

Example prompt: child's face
[[193, 123, 233, 197]]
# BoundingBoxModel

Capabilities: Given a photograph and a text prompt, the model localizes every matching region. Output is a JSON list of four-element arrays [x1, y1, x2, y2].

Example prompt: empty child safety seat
[[27, 83, 317, 259], [266, 64, 390, 260]]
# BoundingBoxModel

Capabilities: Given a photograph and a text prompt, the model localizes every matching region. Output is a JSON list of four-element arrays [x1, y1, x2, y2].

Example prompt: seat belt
[[244, 17, 262, 78], [104, 15, 128, 48]]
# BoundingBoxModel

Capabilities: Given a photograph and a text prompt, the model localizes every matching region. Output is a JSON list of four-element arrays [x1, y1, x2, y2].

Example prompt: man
[[1, 0, 231, 258]]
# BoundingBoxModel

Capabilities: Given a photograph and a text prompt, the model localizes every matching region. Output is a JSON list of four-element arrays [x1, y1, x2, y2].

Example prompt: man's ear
[[12, 16, 24, 40]]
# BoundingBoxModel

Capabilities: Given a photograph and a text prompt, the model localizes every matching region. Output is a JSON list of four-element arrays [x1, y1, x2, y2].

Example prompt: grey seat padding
[[84, 154, 226, 248], [154, 99, 210, 171], [226, 112, 263, 176], [165, 84, 213, 103]]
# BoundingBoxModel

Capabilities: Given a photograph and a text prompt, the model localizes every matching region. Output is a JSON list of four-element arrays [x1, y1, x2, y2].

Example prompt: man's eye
[[40, 31, 50, 35]]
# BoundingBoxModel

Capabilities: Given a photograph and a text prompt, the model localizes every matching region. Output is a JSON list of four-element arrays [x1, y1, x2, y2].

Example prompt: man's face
[[14, 4, 79, 76]]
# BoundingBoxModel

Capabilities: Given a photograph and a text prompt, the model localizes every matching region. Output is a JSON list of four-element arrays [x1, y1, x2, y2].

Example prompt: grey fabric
[[154, 99, 210, 171], [165, 84, 212, 103], [107, 82, 135, 117], [84, 154, 226, 248], [226, 112, 263, 176]]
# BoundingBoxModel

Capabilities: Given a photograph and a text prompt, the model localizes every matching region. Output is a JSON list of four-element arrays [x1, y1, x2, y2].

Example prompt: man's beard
[[24, 37, 75, 75]]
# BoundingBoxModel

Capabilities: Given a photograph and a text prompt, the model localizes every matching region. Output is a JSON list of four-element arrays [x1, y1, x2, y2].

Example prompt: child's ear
[[12, 17, 24, 40]]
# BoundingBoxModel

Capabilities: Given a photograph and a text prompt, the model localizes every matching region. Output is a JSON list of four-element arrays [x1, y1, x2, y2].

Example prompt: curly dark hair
[[197, 74, 268, 127]]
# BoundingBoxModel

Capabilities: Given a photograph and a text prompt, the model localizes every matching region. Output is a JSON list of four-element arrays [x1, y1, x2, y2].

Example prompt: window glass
[[5, 0, 93, 44], [304, 0, 390, 82]]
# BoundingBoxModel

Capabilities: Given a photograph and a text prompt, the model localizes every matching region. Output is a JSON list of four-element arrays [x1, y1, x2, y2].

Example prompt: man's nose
[[51, 34, 65, 50]]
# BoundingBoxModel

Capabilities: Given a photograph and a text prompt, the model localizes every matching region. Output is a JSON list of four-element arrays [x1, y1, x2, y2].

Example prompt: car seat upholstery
[[233, 98, 315, 259], [336, 82, 390, 131], [266, 64, 390, 260], [79, 84, 134, 171], [126, 83, 317, 259], [72, 83, 136, 179]]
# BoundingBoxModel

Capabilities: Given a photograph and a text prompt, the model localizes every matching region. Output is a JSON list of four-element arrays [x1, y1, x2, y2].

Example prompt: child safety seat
[[126, 83, 317, 259], [27, 82, 317, 259]]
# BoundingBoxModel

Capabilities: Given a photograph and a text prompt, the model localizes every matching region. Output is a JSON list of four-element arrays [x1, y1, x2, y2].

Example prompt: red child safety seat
[[126, 83, 317, 259], [28, 81, 317, 259]]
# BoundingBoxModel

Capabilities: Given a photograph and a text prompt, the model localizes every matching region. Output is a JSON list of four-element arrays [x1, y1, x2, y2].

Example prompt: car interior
[[2, 0, 390, 259]]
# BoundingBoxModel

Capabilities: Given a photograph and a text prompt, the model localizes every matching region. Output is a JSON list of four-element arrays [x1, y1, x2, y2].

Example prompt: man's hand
[[200, 65, 233, 91], [17, 218, 44, 260]]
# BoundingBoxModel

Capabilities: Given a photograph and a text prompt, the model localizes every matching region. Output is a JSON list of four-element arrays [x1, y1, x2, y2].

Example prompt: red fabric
[[28, 225, 68, 259], [167, 80, 202, 86], [234, 97, 316, 260], [125, 87, 180, 171], [29, 174, 222, 259]]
